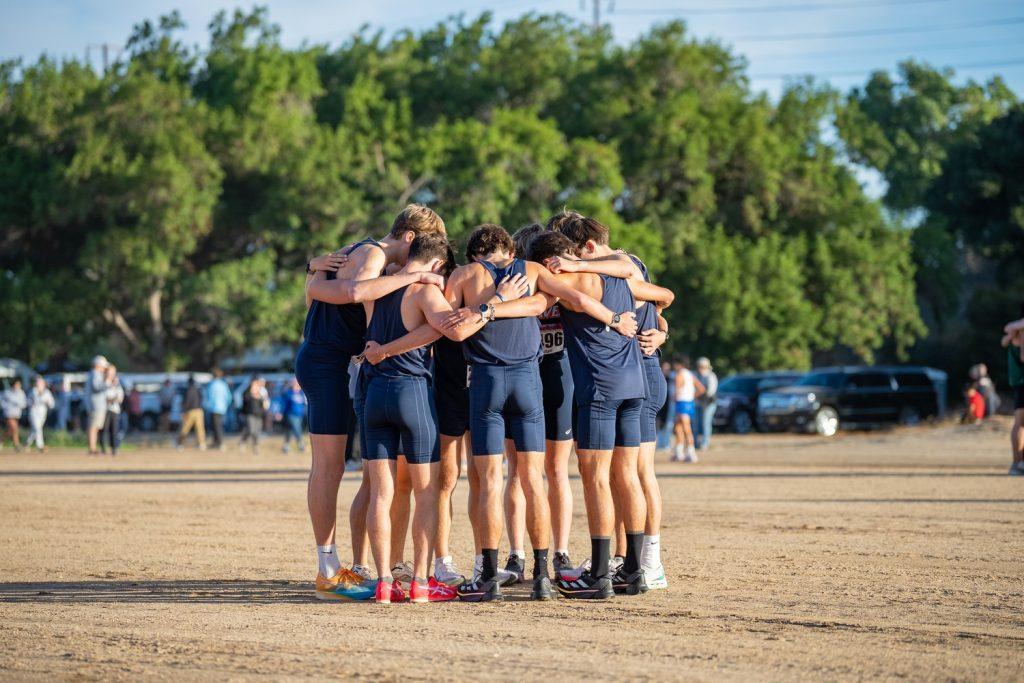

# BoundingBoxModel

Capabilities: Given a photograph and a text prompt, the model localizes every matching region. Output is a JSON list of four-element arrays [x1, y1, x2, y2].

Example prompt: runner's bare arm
[[638, 314, 669, 356], [544, 253, 640, 279], [304, 250, 350, 308], [363, 322, 443, 365], [534, 266, 637, 337], [626, 278, 674, 309], [420, 284, 490, 342]]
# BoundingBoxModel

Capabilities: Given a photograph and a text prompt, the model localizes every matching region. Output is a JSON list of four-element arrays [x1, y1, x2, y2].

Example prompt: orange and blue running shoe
[[409, 577, 458, 603], [316, 567, 374, 602], [375, 578, 406, 604]]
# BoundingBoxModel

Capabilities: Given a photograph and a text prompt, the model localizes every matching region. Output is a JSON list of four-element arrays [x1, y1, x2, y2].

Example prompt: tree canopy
[[4, 7, 1011, 375]]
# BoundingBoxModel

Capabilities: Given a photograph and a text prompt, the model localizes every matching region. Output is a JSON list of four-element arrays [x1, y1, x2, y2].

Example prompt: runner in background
[[1003, 305, 1024, 476]]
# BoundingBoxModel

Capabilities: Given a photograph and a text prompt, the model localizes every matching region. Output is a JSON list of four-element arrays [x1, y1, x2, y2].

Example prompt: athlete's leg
[[435, 433, 462, 559], [408, 460, 438, 582], [516, 450, 550, 554], [545, 438, 573, 553], [1013, 408, 1024, 466], [477, 453, 505, 576], [576, 448, 614, 576], [307, 434, 348, 546], [681, 413, 694, 448], [389, 457, 411, 568], [467, 444, 482, 555], [350, 467, 370, 567], [503, 440, 526, 557], [610, 444, 645, 570], [366, 458, 397, 579]]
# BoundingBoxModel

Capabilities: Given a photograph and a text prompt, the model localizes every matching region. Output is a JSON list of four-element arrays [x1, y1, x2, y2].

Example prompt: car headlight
[[793, 393, 815, 407]]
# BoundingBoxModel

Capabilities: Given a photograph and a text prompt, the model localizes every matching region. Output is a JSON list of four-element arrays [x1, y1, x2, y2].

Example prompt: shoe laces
[[337, 567, 364, 585]]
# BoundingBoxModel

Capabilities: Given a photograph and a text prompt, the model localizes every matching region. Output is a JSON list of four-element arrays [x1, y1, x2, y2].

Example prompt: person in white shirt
[[695, 357, 719, 451], [27, 377, 55, 452], [672, 356, 705, 463], [101, 366, 125, 456], [2, 379, 28, 452], [87, 355, 110, 455]]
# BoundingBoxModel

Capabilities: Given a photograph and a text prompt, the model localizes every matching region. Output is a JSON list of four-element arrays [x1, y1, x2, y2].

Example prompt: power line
[[735, 15, 1024, 42], [750, 56, 1024, 79], [754, 36, 1024, 60], [619, 0, 948, 16]]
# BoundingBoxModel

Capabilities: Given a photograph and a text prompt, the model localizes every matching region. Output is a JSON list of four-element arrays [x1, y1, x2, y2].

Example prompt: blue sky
[[1, 0, 1022, 100]]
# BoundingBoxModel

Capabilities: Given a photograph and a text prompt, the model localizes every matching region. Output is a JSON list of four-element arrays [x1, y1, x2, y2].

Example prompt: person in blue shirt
[[280, 377, 308, 454], [204, 368, 233, 451]]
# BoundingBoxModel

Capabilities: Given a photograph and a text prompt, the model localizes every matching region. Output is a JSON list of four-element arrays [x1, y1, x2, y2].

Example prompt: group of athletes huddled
[[295, 205, 674, 603]]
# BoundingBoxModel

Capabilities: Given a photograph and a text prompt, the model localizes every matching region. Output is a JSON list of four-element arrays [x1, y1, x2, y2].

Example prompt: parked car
[[756, 366, 947, 437], [713, 371, 806, 434]]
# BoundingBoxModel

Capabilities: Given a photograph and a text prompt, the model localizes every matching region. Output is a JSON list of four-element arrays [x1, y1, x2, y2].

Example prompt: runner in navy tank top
[[527, 228, 674, 601], [297, 204, 448, 602], [550, 211, 675, 592]]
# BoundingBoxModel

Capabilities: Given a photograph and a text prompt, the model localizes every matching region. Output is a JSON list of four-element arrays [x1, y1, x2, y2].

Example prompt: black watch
[[478, 303, 491, 322], [611, 313, 622, 325]]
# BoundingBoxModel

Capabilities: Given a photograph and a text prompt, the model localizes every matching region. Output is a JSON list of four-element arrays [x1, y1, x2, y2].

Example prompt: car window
[[759, 377, 795, 390], [894, 372, 932, 388], [848, 372, 892, 389], [719, 377, 758, 394], [797, 372, 846, 388]]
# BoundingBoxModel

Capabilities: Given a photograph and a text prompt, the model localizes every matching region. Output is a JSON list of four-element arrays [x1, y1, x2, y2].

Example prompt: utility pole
[[581, 0, 615, 30], [87, 43, 120, 72]]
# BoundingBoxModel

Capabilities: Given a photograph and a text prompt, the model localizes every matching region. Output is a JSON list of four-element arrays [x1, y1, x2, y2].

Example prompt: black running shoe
[[502, 553, 525, 585], [611, 567, 649, 596], [457, 578, 503, 602], [552, 552, 573, 575], [555, 571, 614, 600], [531, 575, 553, 601]]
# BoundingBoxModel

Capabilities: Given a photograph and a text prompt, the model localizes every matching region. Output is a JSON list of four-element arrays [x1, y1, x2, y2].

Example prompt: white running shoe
[[351, 564, 373, 582], [433, 555, 465, 587], [643, 564, 668, 590], [391, 561, 414, 584], [608, 556, 624, 576], [683, 446, 699, 463], [557, 557, 592, 582], [470, 555, 513, 585]]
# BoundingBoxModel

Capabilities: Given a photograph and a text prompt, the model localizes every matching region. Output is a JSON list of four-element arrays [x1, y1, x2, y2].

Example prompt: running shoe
[[683, 445, 699, 463], [1009, 463, 1024, 476], [375, 578, 405, 604], [552, 552, 573, 576], [457, 577, 503, 602], [315, 568, 374, 601], [611, 567, 649, 596], [531, 575, 553, 601], [351, 564, 373, 582], [501, 553, 525, 585], [410, 577, 458, 603], [433, 555, 465, 587], [609, 555, 625, 576], [557, 557, 591, 582], [391, 561, 414, 585], [643, 564, 669, 590], [555, 571, 614, 600], [472, 555, 514, 585]]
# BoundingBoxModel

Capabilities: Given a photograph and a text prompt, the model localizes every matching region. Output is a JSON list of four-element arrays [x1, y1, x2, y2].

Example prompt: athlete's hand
[[544, 256, 580, 274], [442, 307, 478, 329], [362, 340, 388, 365], [496, 273, 529, 301], [638, 328, 667, 356], [309, 251, 348, 272], [417, 272, 445, 288], [610, 311, 638, 338]]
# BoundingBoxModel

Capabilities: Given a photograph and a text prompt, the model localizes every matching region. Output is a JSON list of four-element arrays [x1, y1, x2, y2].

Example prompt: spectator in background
[[86, 355, 110, 455], [176, 375, 206, 451], [2, 378, 28, 452], [968, 364, 1000, 418], [280, 377, 308, 454], [656, 361, 674, 450], [27, 376, 55, 452], [239, 377, 269, 455], [694, 357, 719, 451], [1003, 306, 1024, 476], [672, 356, 706, 463], [961, 384, 985, 424], [101, 365, 124, 456], [205, 368, 232, 452], [55, 377, 71, 432], [158, 379, 174, 433], [127, 385, 142, 432]]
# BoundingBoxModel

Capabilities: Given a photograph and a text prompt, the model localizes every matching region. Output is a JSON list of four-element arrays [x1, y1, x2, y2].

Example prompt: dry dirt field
[[1, 419, 1022, 681]]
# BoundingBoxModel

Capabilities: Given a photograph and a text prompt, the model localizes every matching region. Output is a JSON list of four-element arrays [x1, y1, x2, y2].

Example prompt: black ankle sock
[[591, 537, 611, 578], [482, 548, 498, 582], [625, 532, 644, 574], [533, 548, 549, 578]]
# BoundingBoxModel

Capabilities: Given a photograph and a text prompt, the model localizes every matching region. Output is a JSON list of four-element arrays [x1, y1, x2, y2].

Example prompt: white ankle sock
[[642, 534, 661, 569], [317, 544, 341, 577]]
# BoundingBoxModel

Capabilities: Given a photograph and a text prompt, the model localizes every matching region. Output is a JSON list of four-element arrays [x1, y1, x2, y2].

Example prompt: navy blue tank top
[[628, 254, 661, 360], [462, 259, 541, 366], [560, 274, 646, 402], [302, 238, 384, 353], [364, 286, 430, 379]]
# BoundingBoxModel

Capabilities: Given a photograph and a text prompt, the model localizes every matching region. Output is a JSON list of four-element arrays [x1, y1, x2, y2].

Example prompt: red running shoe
[[409, 577, 458, 603], [375, 579, 406, 604]]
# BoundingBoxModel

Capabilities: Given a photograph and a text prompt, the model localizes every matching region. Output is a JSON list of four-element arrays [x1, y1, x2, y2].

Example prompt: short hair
[[511, 223, 544, 258], [526, 230, 575, 264], [556, 213, 610, 251], [441, 243, 459, 278], [407, 232, 452, 266], [465, 224, 514, 262], [545, 210, 585, 232], [390, 204, 446, 238]]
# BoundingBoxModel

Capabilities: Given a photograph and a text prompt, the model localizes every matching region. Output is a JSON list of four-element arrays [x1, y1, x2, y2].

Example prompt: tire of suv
[[730, 409, 754, 434], [812, 406, 839, 437], [898, 406, 921, 427]]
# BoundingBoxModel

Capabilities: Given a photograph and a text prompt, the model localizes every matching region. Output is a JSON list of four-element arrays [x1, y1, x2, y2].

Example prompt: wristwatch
[[611, 313, 622, 325]]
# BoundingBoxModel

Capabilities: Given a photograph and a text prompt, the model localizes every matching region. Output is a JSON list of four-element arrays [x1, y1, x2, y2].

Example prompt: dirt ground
[[1, 419, 1022, 681]]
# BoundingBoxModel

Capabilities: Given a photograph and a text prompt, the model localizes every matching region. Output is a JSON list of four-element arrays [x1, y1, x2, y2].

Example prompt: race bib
[[466, 364, 472, 388], [540, 323, 564, 355]]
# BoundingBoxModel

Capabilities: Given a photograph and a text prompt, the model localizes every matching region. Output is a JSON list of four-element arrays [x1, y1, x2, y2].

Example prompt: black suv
[[712, 371, 805, 434], [756, 366, 947, 437]]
